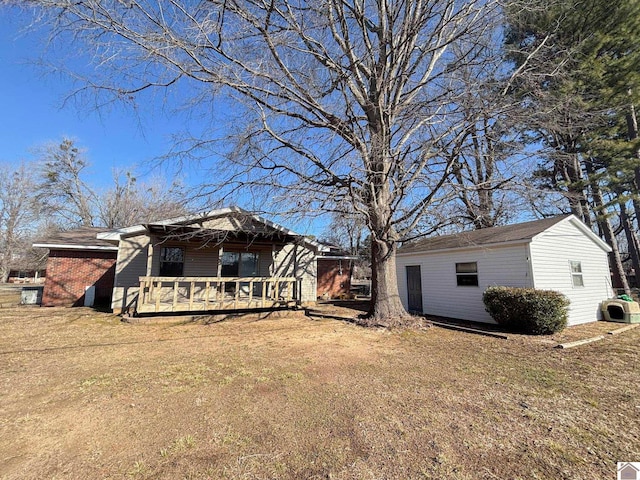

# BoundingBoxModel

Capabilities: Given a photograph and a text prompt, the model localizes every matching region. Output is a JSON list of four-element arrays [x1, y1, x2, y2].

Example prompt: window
[[221, 251, 260, 294], [221, 251, 259, 277], [456, 262, 478, 286], [570, 261, 584, 287], [159, 247, 184, 276]]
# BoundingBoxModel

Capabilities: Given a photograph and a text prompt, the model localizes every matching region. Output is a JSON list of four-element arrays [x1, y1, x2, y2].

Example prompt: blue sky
[[0, 10, 194, 189], [0, 10, 328, 235]]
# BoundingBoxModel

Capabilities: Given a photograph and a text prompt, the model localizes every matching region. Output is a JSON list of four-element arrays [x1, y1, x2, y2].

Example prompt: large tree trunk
[[598, 216, 630, 295], [619, 204, 640, 288], [558, 152, 592, 226], [587, 161, 631, 294], [360, 112, 414, 325], [366, 239, 409, 323], [627, 101, 640, 226]]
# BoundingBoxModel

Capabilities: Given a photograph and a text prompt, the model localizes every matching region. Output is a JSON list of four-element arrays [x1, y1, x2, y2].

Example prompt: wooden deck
[[136, 276, 300, 314]]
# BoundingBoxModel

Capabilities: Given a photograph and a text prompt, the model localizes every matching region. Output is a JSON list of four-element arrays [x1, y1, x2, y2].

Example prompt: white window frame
[[569, 260, 584, 287], [456, 261, 479, 287]]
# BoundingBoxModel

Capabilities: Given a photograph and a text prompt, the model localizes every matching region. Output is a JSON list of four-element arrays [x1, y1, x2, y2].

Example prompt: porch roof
[[97, 206, 329, 252], [144, 223, 301, 245]]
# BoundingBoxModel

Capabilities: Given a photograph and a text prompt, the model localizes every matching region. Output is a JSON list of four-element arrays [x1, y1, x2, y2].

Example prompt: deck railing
[[137, 276, 299, 313]]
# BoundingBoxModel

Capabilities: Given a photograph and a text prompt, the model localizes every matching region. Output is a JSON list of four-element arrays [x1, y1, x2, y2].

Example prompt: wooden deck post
[[146, 241, 154, 276], [140, 278, 147, 305], [173, 280, 179, 311], [189, 281, 195, 310], [155, 281, 162, 312]]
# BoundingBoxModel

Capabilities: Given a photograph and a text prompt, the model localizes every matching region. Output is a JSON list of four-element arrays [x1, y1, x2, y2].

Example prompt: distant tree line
[[0, 137, 189, 282]]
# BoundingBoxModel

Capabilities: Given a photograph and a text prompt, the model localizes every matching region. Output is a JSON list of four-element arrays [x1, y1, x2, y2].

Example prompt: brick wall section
[[317, 259, 352, 299], [42, 250, 117, 307]]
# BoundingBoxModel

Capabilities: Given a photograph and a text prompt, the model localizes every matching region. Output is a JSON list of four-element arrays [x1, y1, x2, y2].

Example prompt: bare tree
[[321, 209, 367, 256], [11, 0, 503, 322], [445, 51, 524, 230], [38, 138, 97, 227], [98, 171, 189, 228], [0, 163, 39, 282], [37, 138, 190, 229]]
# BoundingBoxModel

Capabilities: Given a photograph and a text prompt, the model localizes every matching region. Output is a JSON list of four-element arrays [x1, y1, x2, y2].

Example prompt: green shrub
[[483, 286, 569, 335]]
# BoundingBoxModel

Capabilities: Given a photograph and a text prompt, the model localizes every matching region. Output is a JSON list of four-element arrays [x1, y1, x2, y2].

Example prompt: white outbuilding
[[396, 215, 614, 326]]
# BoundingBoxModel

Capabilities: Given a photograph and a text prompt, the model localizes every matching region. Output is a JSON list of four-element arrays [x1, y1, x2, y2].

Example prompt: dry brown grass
[[1, 306, 639, 479], [0, 285, 22, 307]]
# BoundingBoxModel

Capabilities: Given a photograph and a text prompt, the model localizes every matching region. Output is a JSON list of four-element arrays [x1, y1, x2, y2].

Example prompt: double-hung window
[[570, 261, 584, 287], [456, 262, 479, 286], [159, 247, 184, 276]]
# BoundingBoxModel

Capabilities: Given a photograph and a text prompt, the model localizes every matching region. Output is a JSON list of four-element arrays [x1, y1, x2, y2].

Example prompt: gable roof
[[398, 215, 611, 254], [97, 207, 328, 251], [33, 227, 119, 251]]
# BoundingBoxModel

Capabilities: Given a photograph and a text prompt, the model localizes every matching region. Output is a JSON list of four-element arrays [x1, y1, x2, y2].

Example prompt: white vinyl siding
[[272, 243, 317, 303], [529, 219, 613, 325], [260, 249, 273, 276], [396, 244, 532, 323], [183, 245, 220, 277], [114, 234, 150, 287], [111, 234, 150, 312], [201, 216, 240, 230]]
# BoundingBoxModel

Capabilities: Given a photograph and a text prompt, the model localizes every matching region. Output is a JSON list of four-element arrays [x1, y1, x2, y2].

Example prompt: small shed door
[[406, 265, 423, 314]]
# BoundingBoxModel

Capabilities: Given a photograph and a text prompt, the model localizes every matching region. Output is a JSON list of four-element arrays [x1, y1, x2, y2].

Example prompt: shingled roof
[[97, 206, 329, 252], [33, 227, 118, 251], [398, 215, 571, 254]]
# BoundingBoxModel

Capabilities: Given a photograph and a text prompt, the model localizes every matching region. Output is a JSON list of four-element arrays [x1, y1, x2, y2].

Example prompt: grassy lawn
[[0, 306, 638, 479]]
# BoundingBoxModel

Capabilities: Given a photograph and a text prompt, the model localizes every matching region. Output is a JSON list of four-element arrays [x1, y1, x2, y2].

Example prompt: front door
[[406, 265, 423, 314]]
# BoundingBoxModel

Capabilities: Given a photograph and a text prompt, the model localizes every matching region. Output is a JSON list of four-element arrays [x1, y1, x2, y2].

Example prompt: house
[[4, 245, 47, 284], [396, 215, 614, 326], [89, 207, 329, 315], [33, 227, 119, 307], [7, 269, 45, 284], [316, 246, 357, 299]]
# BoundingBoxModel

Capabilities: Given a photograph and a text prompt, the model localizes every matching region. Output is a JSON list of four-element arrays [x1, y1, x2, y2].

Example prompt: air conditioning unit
[[601, 299, 640, 323]]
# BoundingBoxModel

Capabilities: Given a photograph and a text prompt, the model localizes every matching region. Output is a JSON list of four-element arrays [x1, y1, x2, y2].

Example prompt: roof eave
[[397, 238, 531, 256], [316, 255, 359, 260], [33, 243, 119, 252]]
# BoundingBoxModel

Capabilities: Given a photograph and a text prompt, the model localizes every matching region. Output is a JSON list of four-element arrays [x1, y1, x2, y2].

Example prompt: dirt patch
[[1, 306, 639, 479]]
